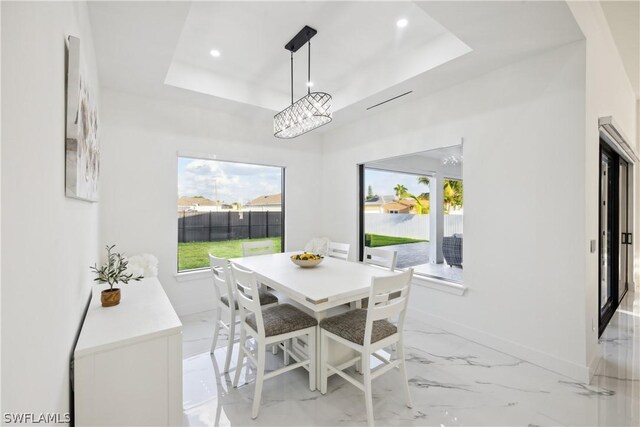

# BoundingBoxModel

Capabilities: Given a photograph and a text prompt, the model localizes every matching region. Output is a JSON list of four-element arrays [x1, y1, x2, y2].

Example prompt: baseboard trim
[[174, 299, 214, 317], [407, 307, 590, 383], [587, 350, 602, 383]]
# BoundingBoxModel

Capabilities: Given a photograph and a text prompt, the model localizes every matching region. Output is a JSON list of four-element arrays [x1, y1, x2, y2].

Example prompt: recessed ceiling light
[[209, 49, 221, 58], [396, 18, 408, 28]]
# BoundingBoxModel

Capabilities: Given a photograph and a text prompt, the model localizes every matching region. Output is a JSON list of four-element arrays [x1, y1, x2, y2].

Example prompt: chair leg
[[251, 344, 266, 419], [272, 344, 278, 355], [233, 328, 246, 388], [362, 351, 374, 427], [223, 317, 236, 374], [283, 339, 290, 365], [307, 328, 316, 391], [397, 337, 412, 408], [320, 330, 328, 395], [210, 310, 221, 354]]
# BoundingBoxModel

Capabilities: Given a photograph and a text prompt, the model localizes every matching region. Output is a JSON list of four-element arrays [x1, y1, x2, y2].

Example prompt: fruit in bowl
[[290, 252, 324, 268]]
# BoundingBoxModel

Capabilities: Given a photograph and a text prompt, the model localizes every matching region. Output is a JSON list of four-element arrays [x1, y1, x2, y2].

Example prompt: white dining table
[[229, 251, 398, 388]]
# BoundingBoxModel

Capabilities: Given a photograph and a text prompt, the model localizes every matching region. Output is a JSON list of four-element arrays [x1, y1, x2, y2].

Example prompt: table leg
[[313, 311, 327, 391]]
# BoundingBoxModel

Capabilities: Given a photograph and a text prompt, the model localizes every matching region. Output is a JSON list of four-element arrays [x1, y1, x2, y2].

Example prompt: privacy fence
[[364, 213, 463, 240], [178, 211, 282, 243]]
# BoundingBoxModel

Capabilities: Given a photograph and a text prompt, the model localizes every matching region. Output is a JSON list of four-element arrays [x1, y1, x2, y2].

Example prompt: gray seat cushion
[[246, 303, 318, 337], [221, 289, 278, 309], [320, 309, 397, 345]]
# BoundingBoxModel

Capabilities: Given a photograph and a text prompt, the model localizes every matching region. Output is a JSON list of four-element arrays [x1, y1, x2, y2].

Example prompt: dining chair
[[355, 247, 398, 310], [241, 240, 274, 257], [319, 269, 414, 427], [231, 263, 318, 419], [327, 241, 350, 260], [363, 246, 397, 271], [208, 254, 279, 372]]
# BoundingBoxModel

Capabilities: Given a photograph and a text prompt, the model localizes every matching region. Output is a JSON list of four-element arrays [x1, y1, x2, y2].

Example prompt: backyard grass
[[178, 237, 282, 271], [365, 233, 428, 248]]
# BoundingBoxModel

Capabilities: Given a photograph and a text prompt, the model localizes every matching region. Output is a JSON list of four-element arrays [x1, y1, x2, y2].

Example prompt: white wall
[[567, 1, 639, 377], [0, 0, 3, 415], [1, 1, 99, 417], [320, 42, 591, 380], [99, 90, 323, 315]]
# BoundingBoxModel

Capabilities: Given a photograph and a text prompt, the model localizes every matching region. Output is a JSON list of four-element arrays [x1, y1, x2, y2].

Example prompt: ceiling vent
[[366, 91, 413, 110]]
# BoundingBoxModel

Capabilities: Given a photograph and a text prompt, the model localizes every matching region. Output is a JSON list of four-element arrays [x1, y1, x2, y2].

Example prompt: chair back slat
[[369, 297, 407, 322], [364, 269, 413, 343], [209, 254, 234, 308], [241, 241, 274, 257], [363, 247, 397, 271], [327, 241, 350, 260], [230, 263, 264, 335]]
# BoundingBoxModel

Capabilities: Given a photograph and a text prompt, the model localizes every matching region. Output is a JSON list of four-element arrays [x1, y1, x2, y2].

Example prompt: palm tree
[[393, 184, 408, 198], [443, 179, 463, 213], [417, 176, 430, 200], [417, 176, 430, 186]]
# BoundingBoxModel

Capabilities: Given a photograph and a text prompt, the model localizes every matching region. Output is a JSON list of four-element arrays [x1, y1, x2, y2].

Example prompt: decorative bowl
[[290, 253, 324, 268]]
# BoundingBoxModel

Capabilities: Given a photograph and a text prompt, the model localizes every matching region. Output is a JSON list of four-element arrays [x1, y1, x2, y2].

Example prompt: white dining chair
[[363, 246, 397, 271], [355, 247, 398, 310], [241, 240, 274, 257], [327, 241, 350, 260], [208, 254, 278, 372], [231, 263, 318, 419], [319, 269, 414, 427]]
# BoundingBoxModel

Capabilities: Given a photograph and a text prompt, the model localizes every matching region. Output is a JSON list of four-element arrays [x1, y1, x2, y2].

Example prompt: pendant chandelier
[[274, 26, 332, 139]]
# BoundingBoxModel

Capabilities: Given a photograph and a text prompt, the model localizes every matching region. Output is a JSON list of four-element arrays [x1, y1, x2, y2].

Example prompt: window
[[360, 146, 463, 284], [177, 156, 284, 272]]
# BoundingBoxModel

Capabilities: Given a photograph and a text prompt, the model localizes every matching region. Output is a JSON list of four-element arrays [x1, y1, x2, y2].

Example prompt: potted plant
[[91, 245, 143, 307]]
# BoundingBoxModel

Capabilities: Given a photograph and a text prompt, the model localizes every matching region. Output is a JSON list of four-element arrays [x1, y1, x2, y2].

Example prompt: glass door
[[599, 147, 616, 333], [618, 158, 630, 304], [599, 141, 631, 336]]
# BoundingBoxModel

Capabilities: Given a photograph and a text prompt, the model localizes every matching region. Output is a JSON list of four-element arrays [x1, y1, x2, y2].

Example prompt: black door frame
[[598, 140, 629, 336]]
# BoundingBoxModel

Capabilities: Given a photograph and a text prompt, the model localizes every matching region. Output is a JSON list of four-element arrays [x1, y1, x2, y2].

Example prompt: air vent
[[366, 91, 413, 110]]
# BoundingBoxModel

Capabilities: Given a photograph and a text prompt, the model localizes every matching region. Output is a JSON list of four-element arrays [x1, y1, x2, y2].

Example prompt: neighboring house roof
[[364, 195, 395, 206], [382, 198, 430, 214], [246, 193, 282, 206], [382, 200, 415, 213], [178, 196, 229, 207]]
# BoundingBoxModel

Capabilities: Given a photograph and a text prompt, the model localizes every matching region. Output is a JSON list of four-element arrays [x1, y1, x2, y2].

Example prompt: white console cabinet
[[74, 278, 183, 426]]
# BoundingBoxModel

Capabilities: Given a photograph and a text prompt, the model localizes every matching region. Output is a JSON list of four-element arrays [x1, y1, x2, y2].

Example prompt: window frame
[[358, 164, 464, 287], [176, 153, 285, 274]]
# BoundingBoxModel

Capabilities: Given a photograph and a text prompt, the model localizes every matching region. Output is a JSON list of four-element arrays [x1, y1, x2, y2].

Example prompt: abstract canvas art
[[65, 35, 99, 202]]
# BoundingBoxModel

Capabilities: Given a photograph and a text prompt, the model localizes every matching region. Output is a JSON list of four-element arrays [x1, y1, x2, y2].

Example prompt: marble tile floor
[[180, 291, 639, 426]]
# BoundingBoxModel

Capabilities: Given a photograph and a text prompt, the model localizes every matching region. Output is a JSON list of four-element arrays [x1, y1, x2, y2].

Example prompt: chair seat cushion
[[320, 309, 397, 345], [246, 303, 318, 337], [221, 289, 278, 309]]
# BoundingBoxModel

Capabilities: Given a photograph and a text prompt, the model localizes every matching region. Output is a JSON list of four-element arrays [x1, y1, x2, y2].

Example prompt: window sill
[[175, 268, 211, 282], [412, 274, 467, 296]]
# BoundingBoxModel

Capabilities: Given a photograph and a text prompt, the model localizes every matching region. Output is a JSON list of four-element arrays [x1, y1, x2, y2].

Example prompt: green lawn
[[178, 237, 282, 271], [365, 233, 428, 248]]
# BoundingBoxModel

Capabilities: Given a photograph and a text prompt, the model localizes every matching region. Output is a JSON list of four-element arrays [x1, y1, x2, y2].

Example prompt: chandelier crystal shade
[[274, 26, 332, 139], [274, 92, 332, 138]]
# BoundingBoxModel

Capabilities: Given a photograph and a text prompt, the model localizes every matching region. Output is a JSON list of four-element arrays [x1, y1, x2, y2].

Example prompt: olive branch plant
[[90, 245, 143, 290]]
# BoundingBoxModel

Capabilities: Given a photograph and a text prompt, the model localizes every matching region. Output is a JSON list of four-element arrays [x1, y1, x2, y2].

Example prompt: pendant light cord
[[290, 51, 294, 106], [307, 40, 311, 95]]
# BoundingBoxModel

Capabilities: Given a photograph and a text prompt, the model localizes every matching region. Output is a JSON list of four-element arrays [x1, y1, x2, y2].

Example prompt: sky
[[178, 157, 282, 204], [365, 168, 430, 198]]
